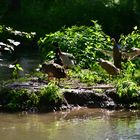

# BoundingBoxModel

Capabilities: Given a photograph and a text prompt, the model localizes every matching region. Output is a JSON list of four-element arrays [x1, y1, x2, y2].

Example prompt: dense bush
[[119, 27, 140, 69], [120, 26, 140, 50], [39, 82, 62, 103], [116, 79, 140, 98], [38, 20, 111, 68], [0, 88, 39, 111]]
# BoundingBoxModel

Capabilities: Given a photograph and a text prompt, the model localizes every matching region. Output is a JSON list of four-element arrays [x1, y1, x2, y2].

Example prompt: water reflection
[[0, 49, 40, 81], [0, 109, 140, 140]]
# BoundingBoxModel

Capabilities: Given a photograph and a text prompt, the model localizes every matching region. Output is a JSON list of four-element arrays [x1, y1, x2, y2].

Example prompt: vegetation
[[120, 26, 140, 50], [0, 25, 36, 43], [0, 88, 38, 111], [39, 82, 62, 103], [1, 0, 140, 36], [38, 21, 111, 68], [0, 81, 62, 111], [0, 1, 140, 111], [38, 20, 140, 101], [12, 64, 24, 79], [116, 80, 140, 98]]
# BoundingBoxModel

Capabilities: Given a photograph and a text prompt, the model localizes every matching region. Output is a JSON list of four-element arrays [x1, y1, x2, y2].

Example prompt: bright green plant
[[120, 26, 140, 50], [38, 20, 111, 68], [121, 61, 136, 78], [12, 64, 23, 79], [116, 79, 140, 98], [40, 82, 62, 102]]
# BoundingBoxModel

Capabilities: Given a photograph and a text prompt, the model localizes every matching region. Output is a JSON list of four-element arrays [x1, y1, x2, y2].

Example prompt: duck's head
[[111, 38, 116, 46], [53, 42, 62, 54]]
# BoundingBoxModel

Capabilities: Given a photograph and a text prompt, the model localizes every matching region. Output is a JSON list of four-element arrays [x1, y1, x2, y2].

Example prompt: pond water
[[0, 108, 140, 140], [0, 48, 41, 81]]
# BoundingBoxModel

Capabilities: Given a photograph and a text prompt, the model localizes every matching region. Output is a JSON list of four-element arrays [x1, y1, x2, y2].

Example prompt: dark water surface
[[0, 49, 40, 81], [0, 108, 140, 140]]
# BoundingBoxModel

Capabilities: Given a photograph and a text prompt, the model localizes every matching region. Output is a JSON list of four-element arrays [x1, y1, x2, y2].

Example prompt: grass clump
[[39, 82, 62, 103]]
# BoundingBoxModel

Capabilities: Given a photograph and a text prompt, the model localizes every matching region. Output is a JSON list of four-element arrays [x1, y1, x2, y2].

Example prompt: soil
[[1, 76, 138, 113]]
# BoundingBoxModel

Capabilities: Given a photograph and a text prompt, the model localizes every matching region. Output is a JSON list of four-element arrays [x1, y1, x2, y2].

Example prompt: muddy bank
[[63, 88, 139, 110], [0, 78, 139, 113]]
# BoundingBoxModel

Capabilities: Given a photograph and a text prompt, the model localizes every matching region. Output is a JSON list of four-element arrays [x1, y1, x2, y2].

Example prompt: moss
[[0, 79, 63, 112]]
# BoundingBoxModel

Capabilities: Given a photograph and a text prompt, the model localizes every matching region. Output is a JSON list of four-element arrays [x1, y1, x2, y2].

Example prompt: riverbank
[[0, 74, 140, 113], [0, 23, 140, 113]]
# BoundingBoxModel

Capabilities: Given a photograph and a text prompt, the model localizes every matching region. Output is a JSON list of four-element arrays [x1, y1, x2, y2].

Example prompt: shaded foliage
[[119, 26, 140, 68], [1, 0, 140, 36], [0, 0, 140, 112], [0, 81, 62, 111], [38, 21, 111, 68]]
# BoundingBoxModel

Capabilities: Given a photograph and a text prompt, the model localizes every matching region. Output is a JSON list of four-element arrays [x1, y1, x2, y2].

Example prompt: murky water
[[0, 49, 40, 81], [0, 108, 140, 140]]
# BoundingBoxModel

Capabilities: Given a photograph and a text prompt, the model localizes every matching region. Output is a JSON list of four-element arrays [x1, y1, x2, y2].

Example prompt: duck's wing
[[122, 48, 140, 60], [62, 52, 75, 59]]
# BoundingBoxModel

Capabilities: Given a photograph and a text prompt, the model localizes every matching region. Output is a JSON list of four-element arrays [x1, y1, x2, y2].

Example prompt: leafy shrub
[[119, 26, 140, 69], [12, 64, 24, 79], [5, 89, 39, 111], [116, 79, 140, 98], [0, 81, 62, 111], [120, 26, 140, 50], [121, 61, 136, 78], [38, 20, 111, 68], [39, 82, 62, 103]]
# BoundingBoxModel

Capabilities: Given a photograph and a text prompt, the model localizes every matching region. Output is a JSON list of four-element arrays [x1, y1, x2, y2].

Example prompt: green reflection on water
[[0, 109, 140, 140]]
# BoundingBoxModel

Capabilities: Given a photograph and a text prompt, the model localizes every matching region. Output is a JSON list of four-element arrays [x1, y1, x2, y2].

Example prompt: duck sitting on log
[[53, 42, 75, 68]]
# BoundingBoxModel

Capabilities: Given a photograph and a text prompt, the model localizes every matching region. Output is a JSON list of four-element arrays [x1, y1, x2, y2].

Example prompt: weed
[[116, 79, 140, 98], [39, 81, 62, 102]]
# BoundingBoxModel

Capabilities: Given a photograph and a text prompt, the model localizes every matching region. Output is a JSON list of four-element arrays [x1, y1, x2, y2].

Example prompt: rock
[[63, 89, 116, 109]]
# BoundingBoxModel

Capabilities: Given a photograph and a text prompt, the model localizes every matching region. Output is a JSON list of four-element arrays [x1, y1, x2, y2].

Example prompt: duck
[[54, 50, 63, 66], [40, 62, 67, 82], [97, 38, 140, 62], [111, 38, 122, 69], [121, 47, 140, 61], [53, 42, 75, 68], [98, 58, 120, 75]]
